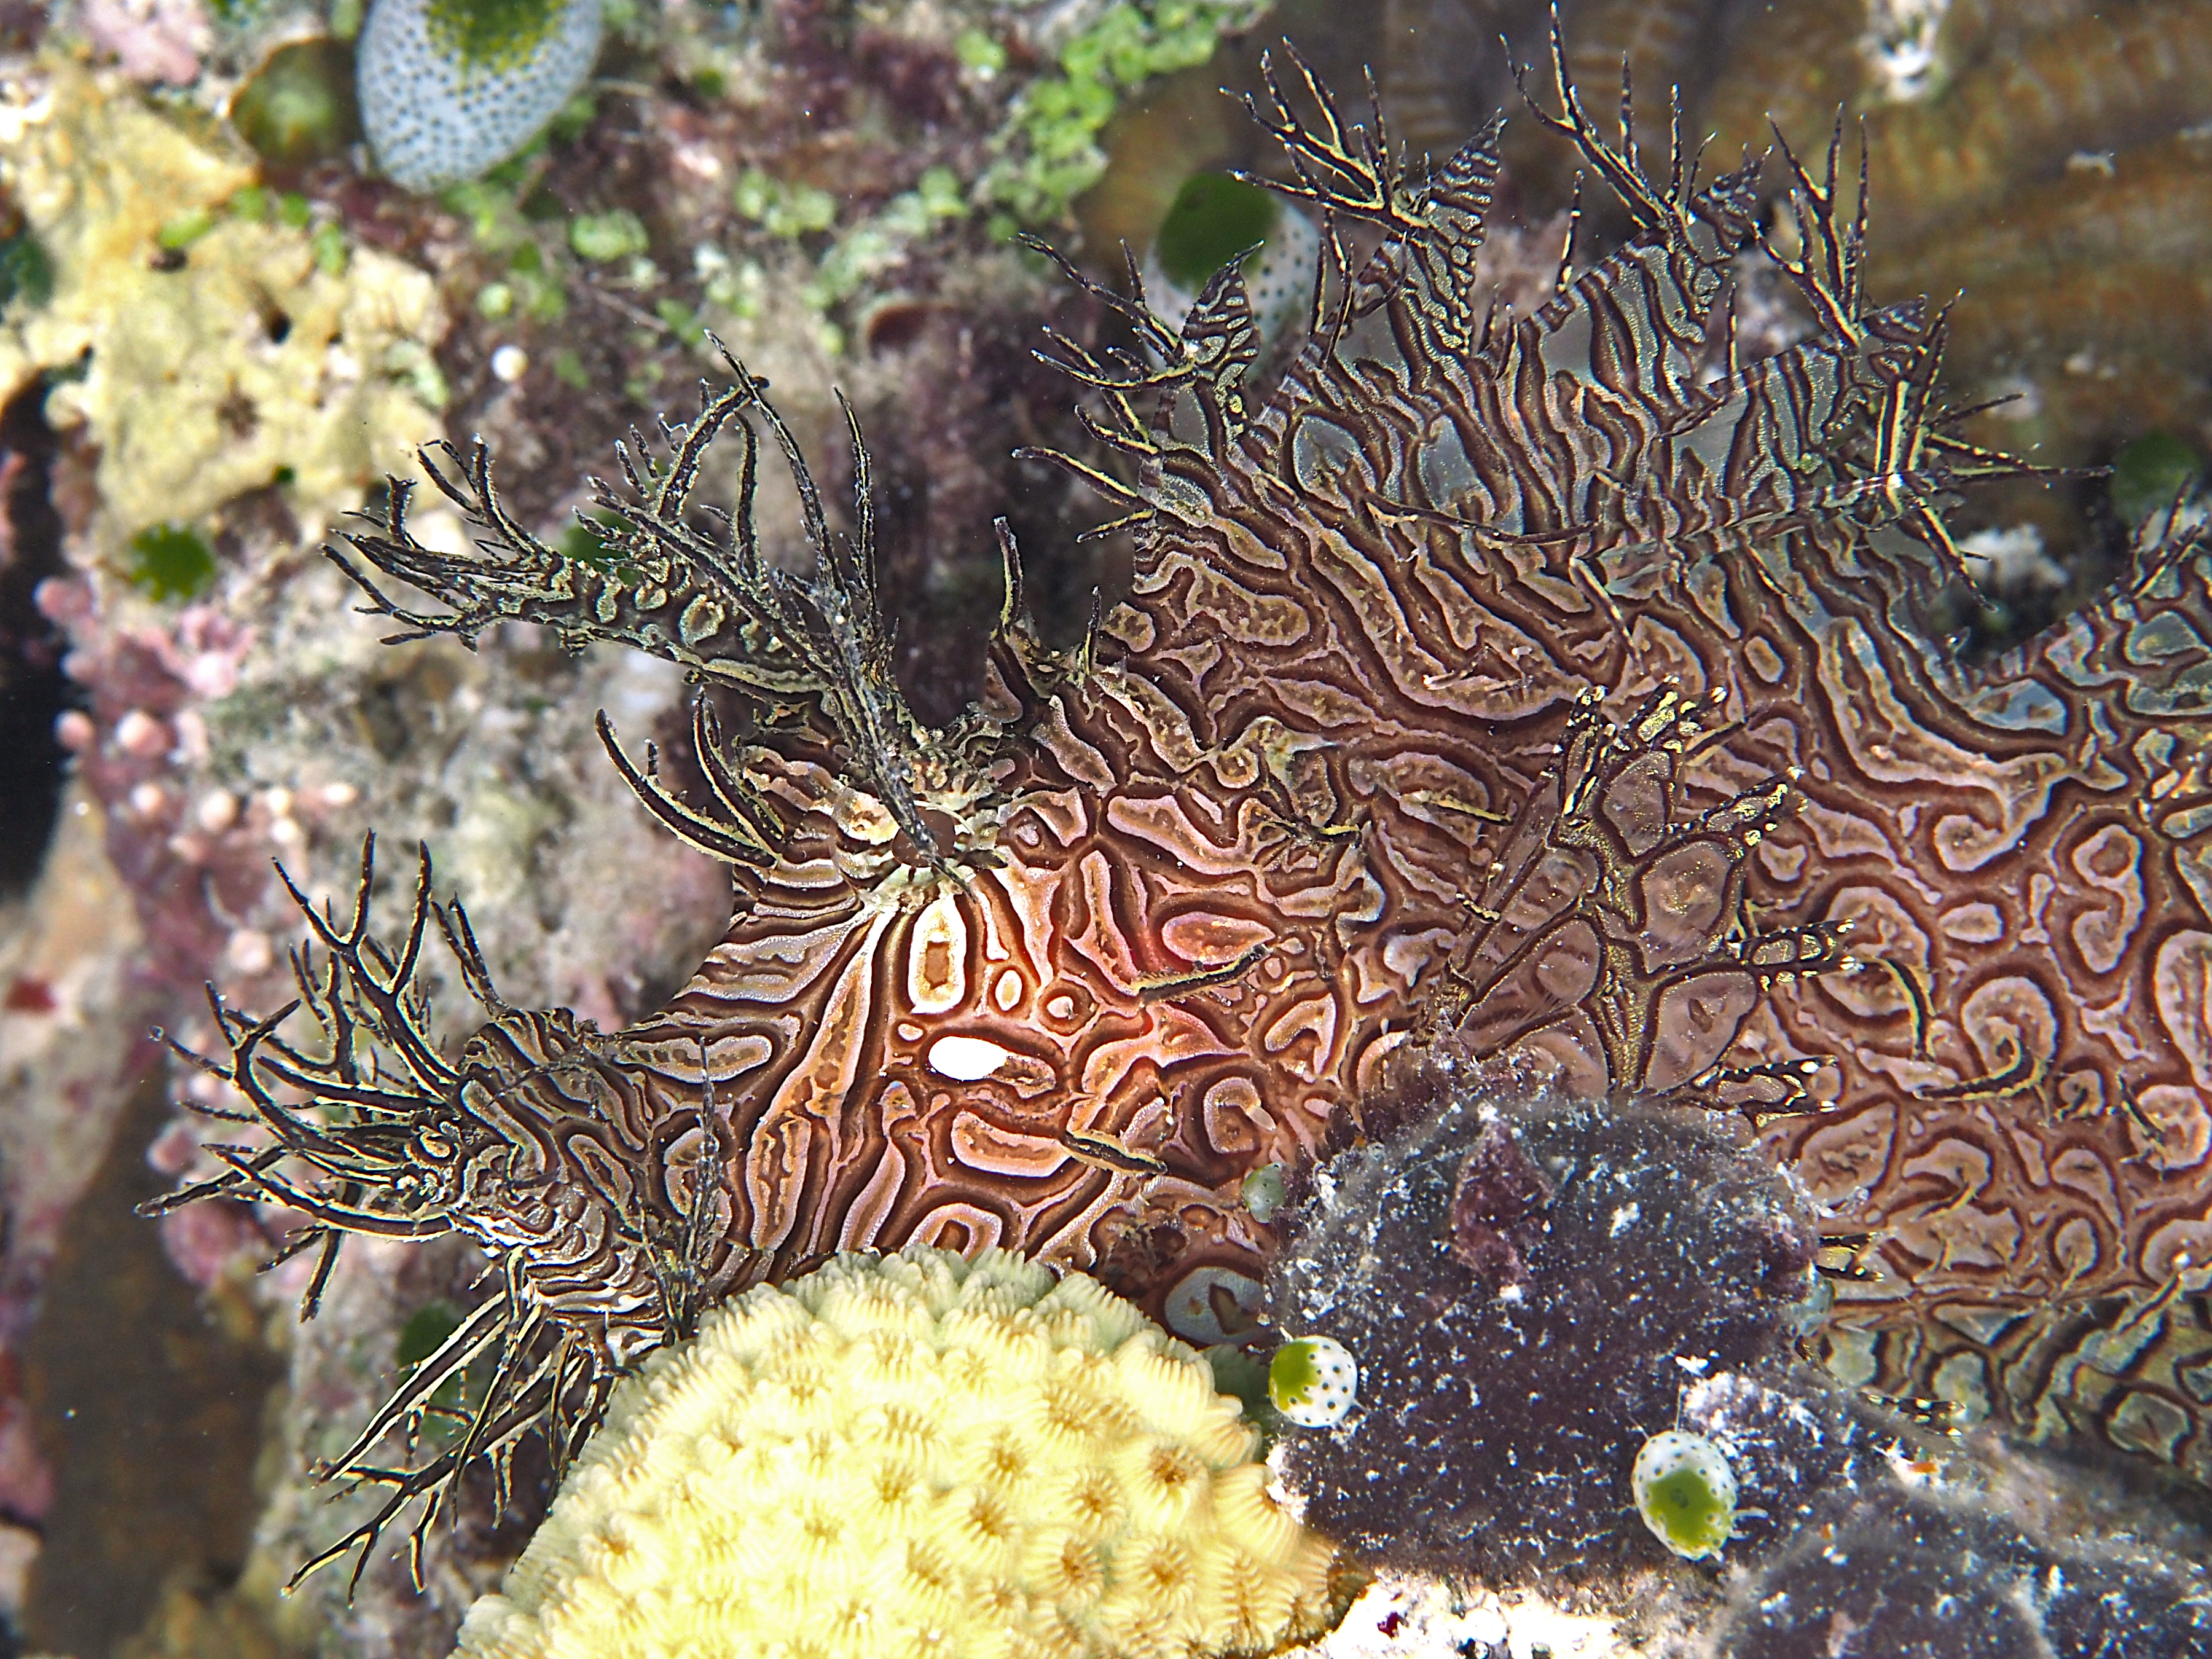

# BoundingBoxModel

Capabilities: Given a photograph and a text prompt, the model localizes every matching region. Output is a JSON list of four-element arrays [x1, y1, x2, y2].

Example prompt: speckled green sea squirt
[[1269, 1335, 1358, 1427], [357, 0, 602, 192], [1153, 171, 1278, 291], [1633, 1430, 1738, 1562], [1143, 170, 1318, 351], [2111, 430, 2205, 528]]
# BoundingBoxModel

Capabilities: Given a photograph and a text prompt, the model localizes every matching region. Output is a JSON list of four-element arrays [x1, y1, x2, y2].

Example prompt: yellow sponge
[[453, 1247, 1339, 1659]]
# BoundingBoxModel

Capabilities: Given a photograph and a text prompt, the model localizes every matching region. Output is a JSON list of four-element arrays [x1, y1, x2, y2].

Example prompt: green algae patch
[[127, 524, 217, 602], [982, 0, 1273, 226], [732, 170, 838, 238], [157, 208, 218, 251], [568, 209, 649, 262]]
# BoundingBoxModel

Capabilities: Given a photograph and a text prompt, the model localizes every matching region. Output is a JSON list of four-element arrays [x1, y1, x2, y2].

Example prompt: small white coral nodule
[[452, 1246, 1340, 1659], [357, 0, 602, 193]]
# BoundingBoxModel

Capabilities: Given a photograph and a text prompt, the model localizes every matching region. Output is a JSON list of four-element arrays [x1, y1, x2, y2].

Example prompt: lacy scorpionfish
[[159, 39, 2212, 1578]]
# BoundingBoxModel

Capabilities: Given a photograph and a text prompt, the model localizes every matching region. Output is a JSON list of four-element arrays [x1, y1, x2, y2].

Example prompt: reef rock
[[1263, 1083, 1824, 1596]]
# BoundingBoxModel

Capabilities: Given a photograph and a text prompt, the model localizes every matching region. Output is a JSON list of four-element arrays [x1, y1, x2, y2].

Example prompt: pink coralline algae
[[76, 0, 211, 87], [41, 573, 305, 984]]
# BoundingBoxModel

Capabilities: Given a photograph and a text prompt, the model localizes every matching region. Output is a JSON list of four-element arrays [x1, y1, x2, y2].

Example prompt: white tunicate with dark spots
[[1631, 1429, 1738, 1561], [1269, 1335, 1359, 1427], [358, 0, 603, 193]]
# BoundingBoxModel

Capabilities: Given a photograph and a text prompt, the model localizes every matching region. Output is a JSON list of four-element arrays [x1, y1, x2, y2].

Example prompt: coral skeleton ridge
[[449, 1245, 1336, 1659], [157, 23, 2212, 1596]]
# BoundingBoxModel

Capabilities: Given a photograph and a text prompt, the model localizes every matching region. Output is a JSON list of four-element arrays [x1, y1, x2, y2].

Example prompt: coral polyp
[[155, 19, 2212, 1600]]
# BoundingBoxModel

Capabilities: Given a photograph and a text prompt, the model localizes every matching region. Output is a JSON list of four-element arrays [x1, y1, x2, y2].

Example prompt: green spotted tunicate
[[1144, 170, 1316, 353], [1153, 171, 1278, 291], [1268, 1335, 1357, 1428], [2111, 431, 2204, 528], [397, 1300, 463, 1367], [423, 0, 566, 71], [358, 0, 603, 193], [397, 1301, 475, 1426], [1239, 1161, 1285, 1222], [1631, 1429, 1738, 1561]]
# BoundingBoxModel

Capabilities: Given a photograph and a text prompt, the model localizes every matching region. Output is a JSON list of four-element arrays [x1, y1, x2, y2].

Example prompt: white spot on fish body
[[926, 1035, 1011, 1081]]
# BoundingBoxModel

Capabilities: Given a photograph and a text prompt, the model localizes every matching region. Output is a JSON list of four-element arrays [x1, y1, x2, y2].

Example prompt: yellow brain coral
[[453, 1247, 1340, 1659]]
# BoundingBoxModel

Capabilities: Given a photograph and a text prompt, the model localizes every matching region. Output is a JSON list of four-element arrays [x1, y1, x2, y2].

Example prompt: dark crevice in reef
[[0, 378, 75, 896], [19, 1076, 286, 1659], [1921, 468, 2138, 665]]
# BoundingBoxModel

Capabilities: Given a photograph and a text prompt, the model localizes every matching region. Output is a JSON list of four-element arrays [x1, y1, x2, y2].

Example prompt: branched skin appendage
[[141, 841, 648, 1591], [162, 23, 2212, 1585], [333, 361, 978, 872], [1433, 685, 1850, 1113]]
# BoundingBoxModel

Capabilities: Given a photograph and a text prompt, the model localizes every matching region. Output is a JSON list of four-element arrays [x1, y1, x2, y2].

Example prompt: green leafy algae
[[733, 170, 838, 238], [157, 209, 217, 251], [569, 208, 649, 262], [983, 0, 1272, 226], [955, 29, 1007, 75]]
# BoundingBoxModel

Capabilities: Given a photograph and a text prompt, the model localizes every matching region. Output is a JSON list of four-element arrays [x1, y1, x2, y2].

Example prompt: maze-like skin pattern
[[547, 84, 2212, 1472], [205, 54, 2212, 1530]]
